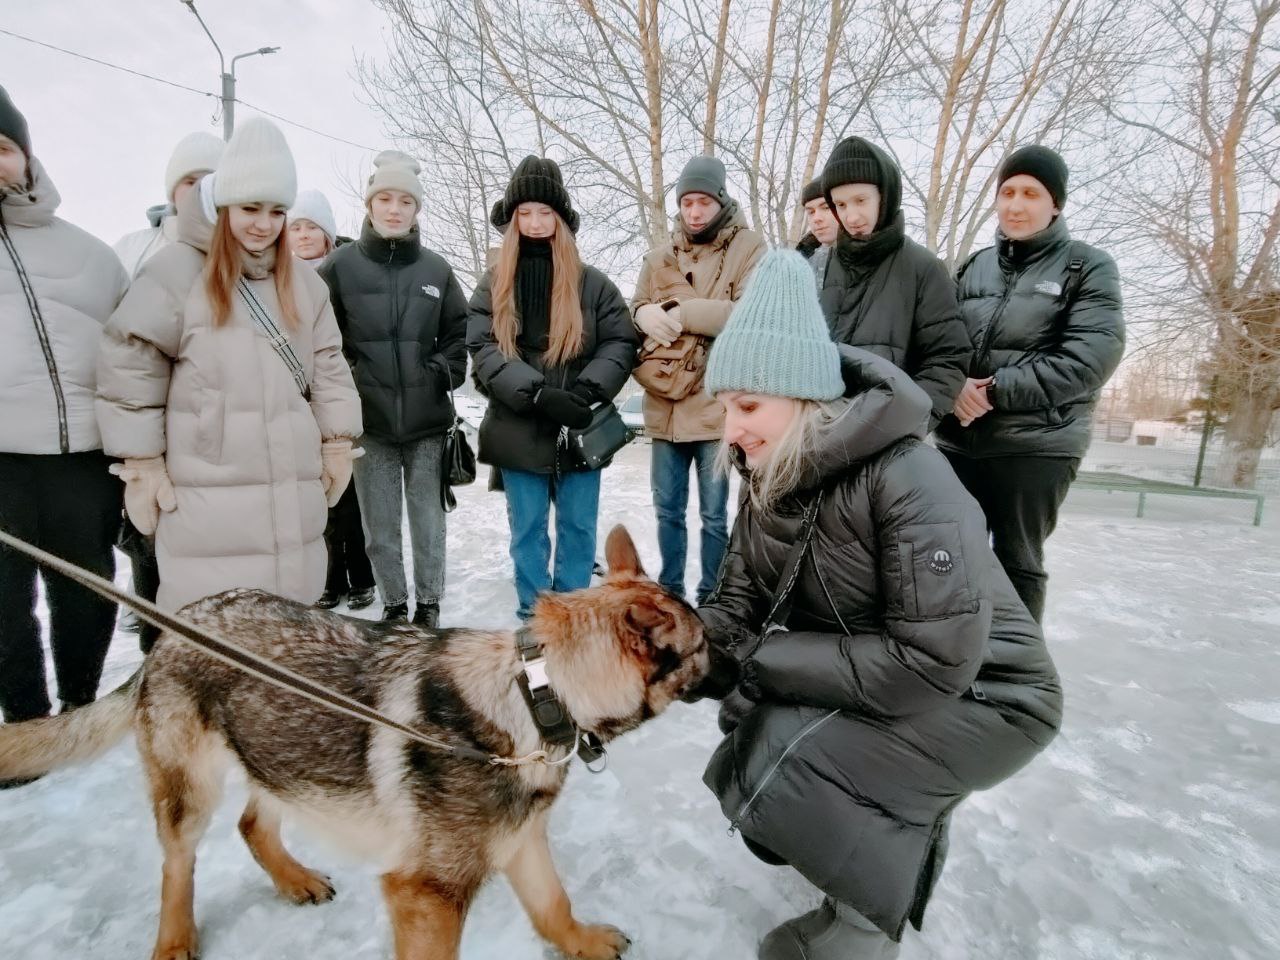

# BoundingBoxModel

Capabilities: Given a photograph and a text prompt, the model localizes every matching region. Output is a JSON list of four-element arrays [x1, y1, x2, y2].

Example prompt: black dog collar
[[515, 627, 606, 767]]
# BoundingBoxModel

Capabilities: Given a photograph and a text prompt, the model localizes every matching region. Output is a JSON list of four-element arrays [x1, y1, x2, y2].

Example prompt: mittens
[[108, 457, 177, 536], [321, 439, 363, 507]]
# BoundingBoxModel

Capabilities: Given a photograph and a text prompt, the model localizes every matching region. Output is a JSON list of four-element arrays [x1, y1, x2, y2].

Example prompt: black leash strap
[[0, 529, 491, 763]]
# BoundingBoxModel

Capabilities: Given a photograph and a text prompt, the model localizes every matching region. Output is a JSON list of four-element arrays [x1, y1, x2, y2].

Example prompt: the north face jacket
[[935, 216, 1125, 459]]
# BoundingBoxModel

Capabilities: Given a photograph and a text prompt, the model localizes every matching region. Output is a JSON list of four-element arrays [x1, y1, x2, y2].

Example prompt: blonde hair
[[489, 217, 584, 366], [205, 209, 299, 330], [716, 399, 841, 511]]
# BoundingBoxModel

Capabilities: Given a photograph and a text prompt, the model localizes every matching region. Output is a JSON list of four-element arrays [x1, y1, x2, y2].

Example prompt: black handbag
[[567, 401, 632, 471], [441, 386, 477, 513]]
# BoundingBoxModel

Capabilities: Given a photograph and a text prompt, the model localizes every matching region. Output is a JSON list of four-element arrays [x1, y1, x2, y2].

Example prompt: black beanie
[[801, 177, 825, 205], [676, 154, 729, 204], [821, 136, 902, 233], [490, 155, 580, 234], [998, 145, 1068, 207], [0, 85, 31, 160]]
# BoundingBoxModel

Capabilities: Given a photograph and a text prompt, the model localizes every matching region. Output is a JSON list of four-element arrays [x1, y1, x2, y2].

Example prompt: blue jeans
[[501, 468, 602, 620], [650, 439, 729, 602]]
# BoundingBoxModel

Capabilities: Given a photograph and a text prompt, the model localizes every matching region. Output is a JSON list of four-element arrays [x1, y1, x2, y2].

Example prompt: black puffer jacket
[[935, 216, 1124, 458], [319, 221, 468, 443], [467, 258, 637, 473], [699, 347, 1062, 940]]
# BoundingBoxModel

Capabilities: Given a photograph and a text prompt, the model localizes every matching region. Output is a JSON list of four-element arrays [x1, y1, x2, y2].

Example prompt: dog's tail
[[0, 670, 140, 781]]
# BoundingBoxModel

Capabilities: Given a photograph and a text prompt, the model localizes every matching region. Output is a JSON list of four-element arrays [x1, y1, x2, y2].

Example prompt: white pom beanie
[[212, 117, 297, 209], [164, 132, 224, 202], [289, 189, 337, 245]]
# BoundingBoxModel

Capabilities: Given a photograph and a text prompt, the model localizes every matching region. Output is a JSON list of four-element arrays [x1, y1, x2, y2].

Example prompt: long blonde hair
[[717, 399, 841, 511], [489, 217, 584, 366], [205, 210, 300, 330]]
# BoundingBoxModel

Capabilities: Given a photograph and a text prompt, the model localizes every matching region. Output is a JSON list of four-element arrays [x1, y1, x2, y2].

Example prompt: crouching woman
[[692, 250, 1063, 959]]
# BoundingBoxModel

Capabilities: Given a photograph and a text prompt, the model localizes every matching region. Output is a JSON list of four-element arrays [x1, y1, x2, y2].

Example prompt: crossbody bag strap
[[238, 279, 311, 400], [763, 490, 824, 629]]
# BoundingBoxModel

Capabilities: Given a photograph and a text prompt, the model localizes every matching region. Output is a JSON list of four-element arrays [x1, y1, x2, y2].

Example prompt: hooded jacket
[[1, 158, 127, 454], [632, 203, 766, 442], [817, 140, 971, 428], [96, 186, 361, 611], [934, 216, 1125, 459], [699, 347, 1062, 939]]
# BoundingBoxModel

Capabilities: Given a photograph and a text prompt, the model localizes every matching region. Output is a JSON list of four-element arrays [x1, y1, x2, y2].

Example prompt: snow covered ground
[[2, 441, 1278, 959]]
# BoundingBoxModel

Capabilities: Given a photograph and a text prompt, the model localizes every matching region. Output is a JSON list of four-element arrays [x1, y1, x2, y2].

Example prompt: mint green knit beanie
[[704, 249, 843, 400]]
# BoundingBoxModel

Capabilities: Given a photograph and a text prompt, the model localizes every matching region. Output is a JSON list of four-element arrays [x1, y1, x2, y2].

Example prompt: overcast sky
[[3, 0, 393, 244]]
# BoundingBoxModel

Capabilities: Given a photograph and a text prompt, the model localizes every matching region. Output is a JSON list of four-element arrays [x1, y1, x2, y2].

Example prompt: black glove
[[718, 688, 756, 734], [535, 387, 593, 429], [680, 640, 742, 703], [570, 380, 601, 405]]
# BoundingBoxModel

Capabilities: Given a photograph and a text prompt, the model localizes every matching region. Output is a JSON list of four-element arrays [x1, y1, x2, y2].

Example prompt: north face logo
[[927, 549, 954, 575], [422, 284, 440, 298]]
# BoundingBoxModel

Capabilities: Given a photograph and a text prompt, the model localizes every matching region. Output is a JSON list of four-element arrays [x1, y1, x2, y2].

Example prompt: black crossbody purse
[[566, 400, 632, 471], [440, 383, 477, 513]]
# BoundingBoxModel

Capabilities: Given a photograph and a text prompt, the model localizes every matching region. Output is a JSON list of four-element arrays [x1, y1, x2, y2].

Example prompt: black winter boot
[[347, 586, 376, 610], [380, 602, 409, 622], [412, 602, 440, 629], [315, 589, 345, 610], [759, 898, 900, 960]]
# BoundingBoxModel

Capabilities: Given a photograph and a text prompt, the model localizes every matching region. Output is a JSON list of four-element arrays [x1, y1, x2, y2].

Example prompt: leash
[[0, 529, 584, 770]]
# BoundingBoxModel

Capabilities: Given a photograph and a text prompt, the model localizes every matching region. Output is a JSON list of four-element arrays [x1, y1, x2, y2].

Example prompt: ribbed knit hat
[[705, 250, 843, 401], [801, 177, 825, 205], [289, 189, 337, 245], [820, 136, 902, 233], [0, 85, 31, 160], [365, 150, 424, 209], [677, 154, 729, 204], [490, 155, 579, 233], [164, 132, 224, 202], [212, 117, 296, 208], [998, 145, 1068, 207]]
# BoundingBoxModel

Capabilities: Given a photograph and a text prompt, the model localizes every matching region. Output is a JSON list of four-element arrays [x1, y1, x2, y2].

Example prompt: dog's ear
[[605, 525, 646, 578]]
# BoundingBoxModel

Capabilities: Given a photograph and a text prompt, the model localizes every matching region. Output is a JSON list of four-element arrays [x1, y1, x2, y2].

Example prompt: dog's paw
[[277, 868, 336, 906], [562, 923, 631, 959], [150, 937, 198, 960]]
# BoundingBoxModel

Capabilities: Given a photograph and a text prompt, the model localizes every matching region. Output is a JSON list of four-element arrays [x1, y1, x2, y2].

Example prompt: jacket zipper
[[727, 708, 840, 836], [387, 240, 404, 437], [0, 205, 71, 453]]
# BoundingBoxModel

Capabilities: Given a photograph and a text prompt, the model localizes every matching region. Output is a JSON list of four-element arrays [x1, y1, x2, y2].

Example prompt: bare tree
[[1106, 0, 1280, 487]]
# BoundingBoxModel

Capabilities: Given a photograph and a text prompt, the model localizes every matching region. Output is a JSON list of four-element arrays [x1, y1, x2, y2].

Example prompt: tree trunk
[[1211, 385, 1278, 489]]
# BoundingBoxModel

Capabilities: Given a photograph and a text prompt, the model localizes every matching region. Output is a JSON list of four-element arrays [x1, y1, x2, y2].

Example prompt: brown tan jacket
[[631, 206, 765, 442]]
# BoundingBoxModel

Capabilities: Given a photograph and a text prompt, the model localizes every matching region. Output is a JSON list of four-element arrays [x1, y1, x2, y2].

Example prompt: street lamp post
[[179, 0, 279, 140]]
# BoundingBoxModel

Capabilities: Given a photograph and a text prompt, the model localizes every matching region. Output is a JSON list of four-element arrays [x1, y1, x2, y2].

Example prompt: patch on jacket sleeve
[[895, 522, 975, 619]]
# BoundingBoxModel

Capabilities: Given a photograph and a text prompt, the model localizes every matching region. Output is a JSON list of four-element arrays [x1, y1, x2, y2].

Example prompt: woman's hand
[[953, 376, 994, 426], [636, 302, 682, 346], [109, 457, 176, 536]]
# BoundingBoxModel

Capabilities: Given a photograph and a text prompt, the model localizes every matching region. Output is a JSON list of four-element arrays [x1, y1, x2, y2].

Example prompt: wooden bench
[[1073, 470, 1265, 526]]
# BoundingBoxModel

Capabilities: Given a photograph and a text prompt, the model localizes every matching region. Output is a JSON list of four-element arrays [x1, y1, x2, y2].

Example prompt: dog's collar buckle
[[515, 626, 578, 751]]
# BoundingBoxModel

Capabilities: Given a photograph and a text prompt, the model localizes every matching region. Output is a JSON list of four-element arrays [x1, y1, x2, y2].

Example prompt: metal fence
[[1083, 419, 1280, 494]]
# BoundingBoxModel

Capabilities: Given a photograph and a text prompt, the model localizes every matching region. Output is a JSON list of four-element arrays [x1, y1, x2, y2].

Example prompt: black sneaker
[[315, 590, 345, 610], [381, 602, 409, 622], [347, 586, 377, 611], [412, 602, 440, 629]]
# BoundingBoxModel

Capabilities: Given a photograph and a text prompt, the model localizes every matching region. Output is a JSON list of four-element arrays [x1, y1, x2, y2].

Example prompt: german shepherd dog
[[0, 526, 709, 960]]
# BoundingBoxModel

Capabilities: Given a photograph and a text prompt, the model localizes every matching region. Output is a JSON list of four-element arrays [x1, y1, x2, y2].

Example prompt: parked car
[[619, 393, 646, 439]]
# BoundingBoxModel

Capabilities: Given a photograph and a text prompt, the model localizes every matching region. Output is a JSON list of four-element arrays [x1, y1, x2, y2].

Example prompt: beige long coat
[[96, 191, 361, 610]]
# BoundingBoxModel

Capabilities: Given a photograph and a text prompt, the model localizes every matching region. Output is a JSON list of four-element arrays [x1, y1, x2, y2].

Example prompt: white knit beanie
[[164, 132, 224, 202], [365, 149, 423, 209], [212, 117, 296, 209], [289, 189, 337, 245]]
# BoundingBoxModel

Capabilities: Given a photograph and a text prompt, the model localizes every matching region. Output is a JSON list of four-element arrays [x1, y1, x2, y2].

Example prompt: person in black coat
[[467, 157, 637, 621], [935, 146, 1125, 622], [690, 250, 1062, 960], [319, 151, 468, 626], [818, 137, 971, 428]]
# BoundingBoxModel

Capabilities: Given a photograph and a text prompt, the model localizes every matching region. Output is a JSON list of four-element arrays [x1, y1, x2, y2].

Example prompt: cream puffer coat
[[1, 158, 128, 454], [96, 189, 361, 611]]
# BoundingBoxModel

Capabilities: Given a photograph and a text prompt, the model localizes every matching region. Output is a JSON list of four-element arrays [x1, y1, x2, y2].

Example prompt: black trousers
[[116, 517, 161, 652], [0, 451, 120, 722], [323, 481, 375, 594], [941, 452, 1079, 623]]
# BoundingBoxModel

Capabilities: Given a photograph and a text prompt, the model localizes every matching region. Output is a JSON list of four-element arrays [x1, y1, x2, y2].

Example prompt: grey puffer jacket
[[1, 158, 127, 454], [935, 216, 1124, 459], [699, 347, 1062, 940]]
